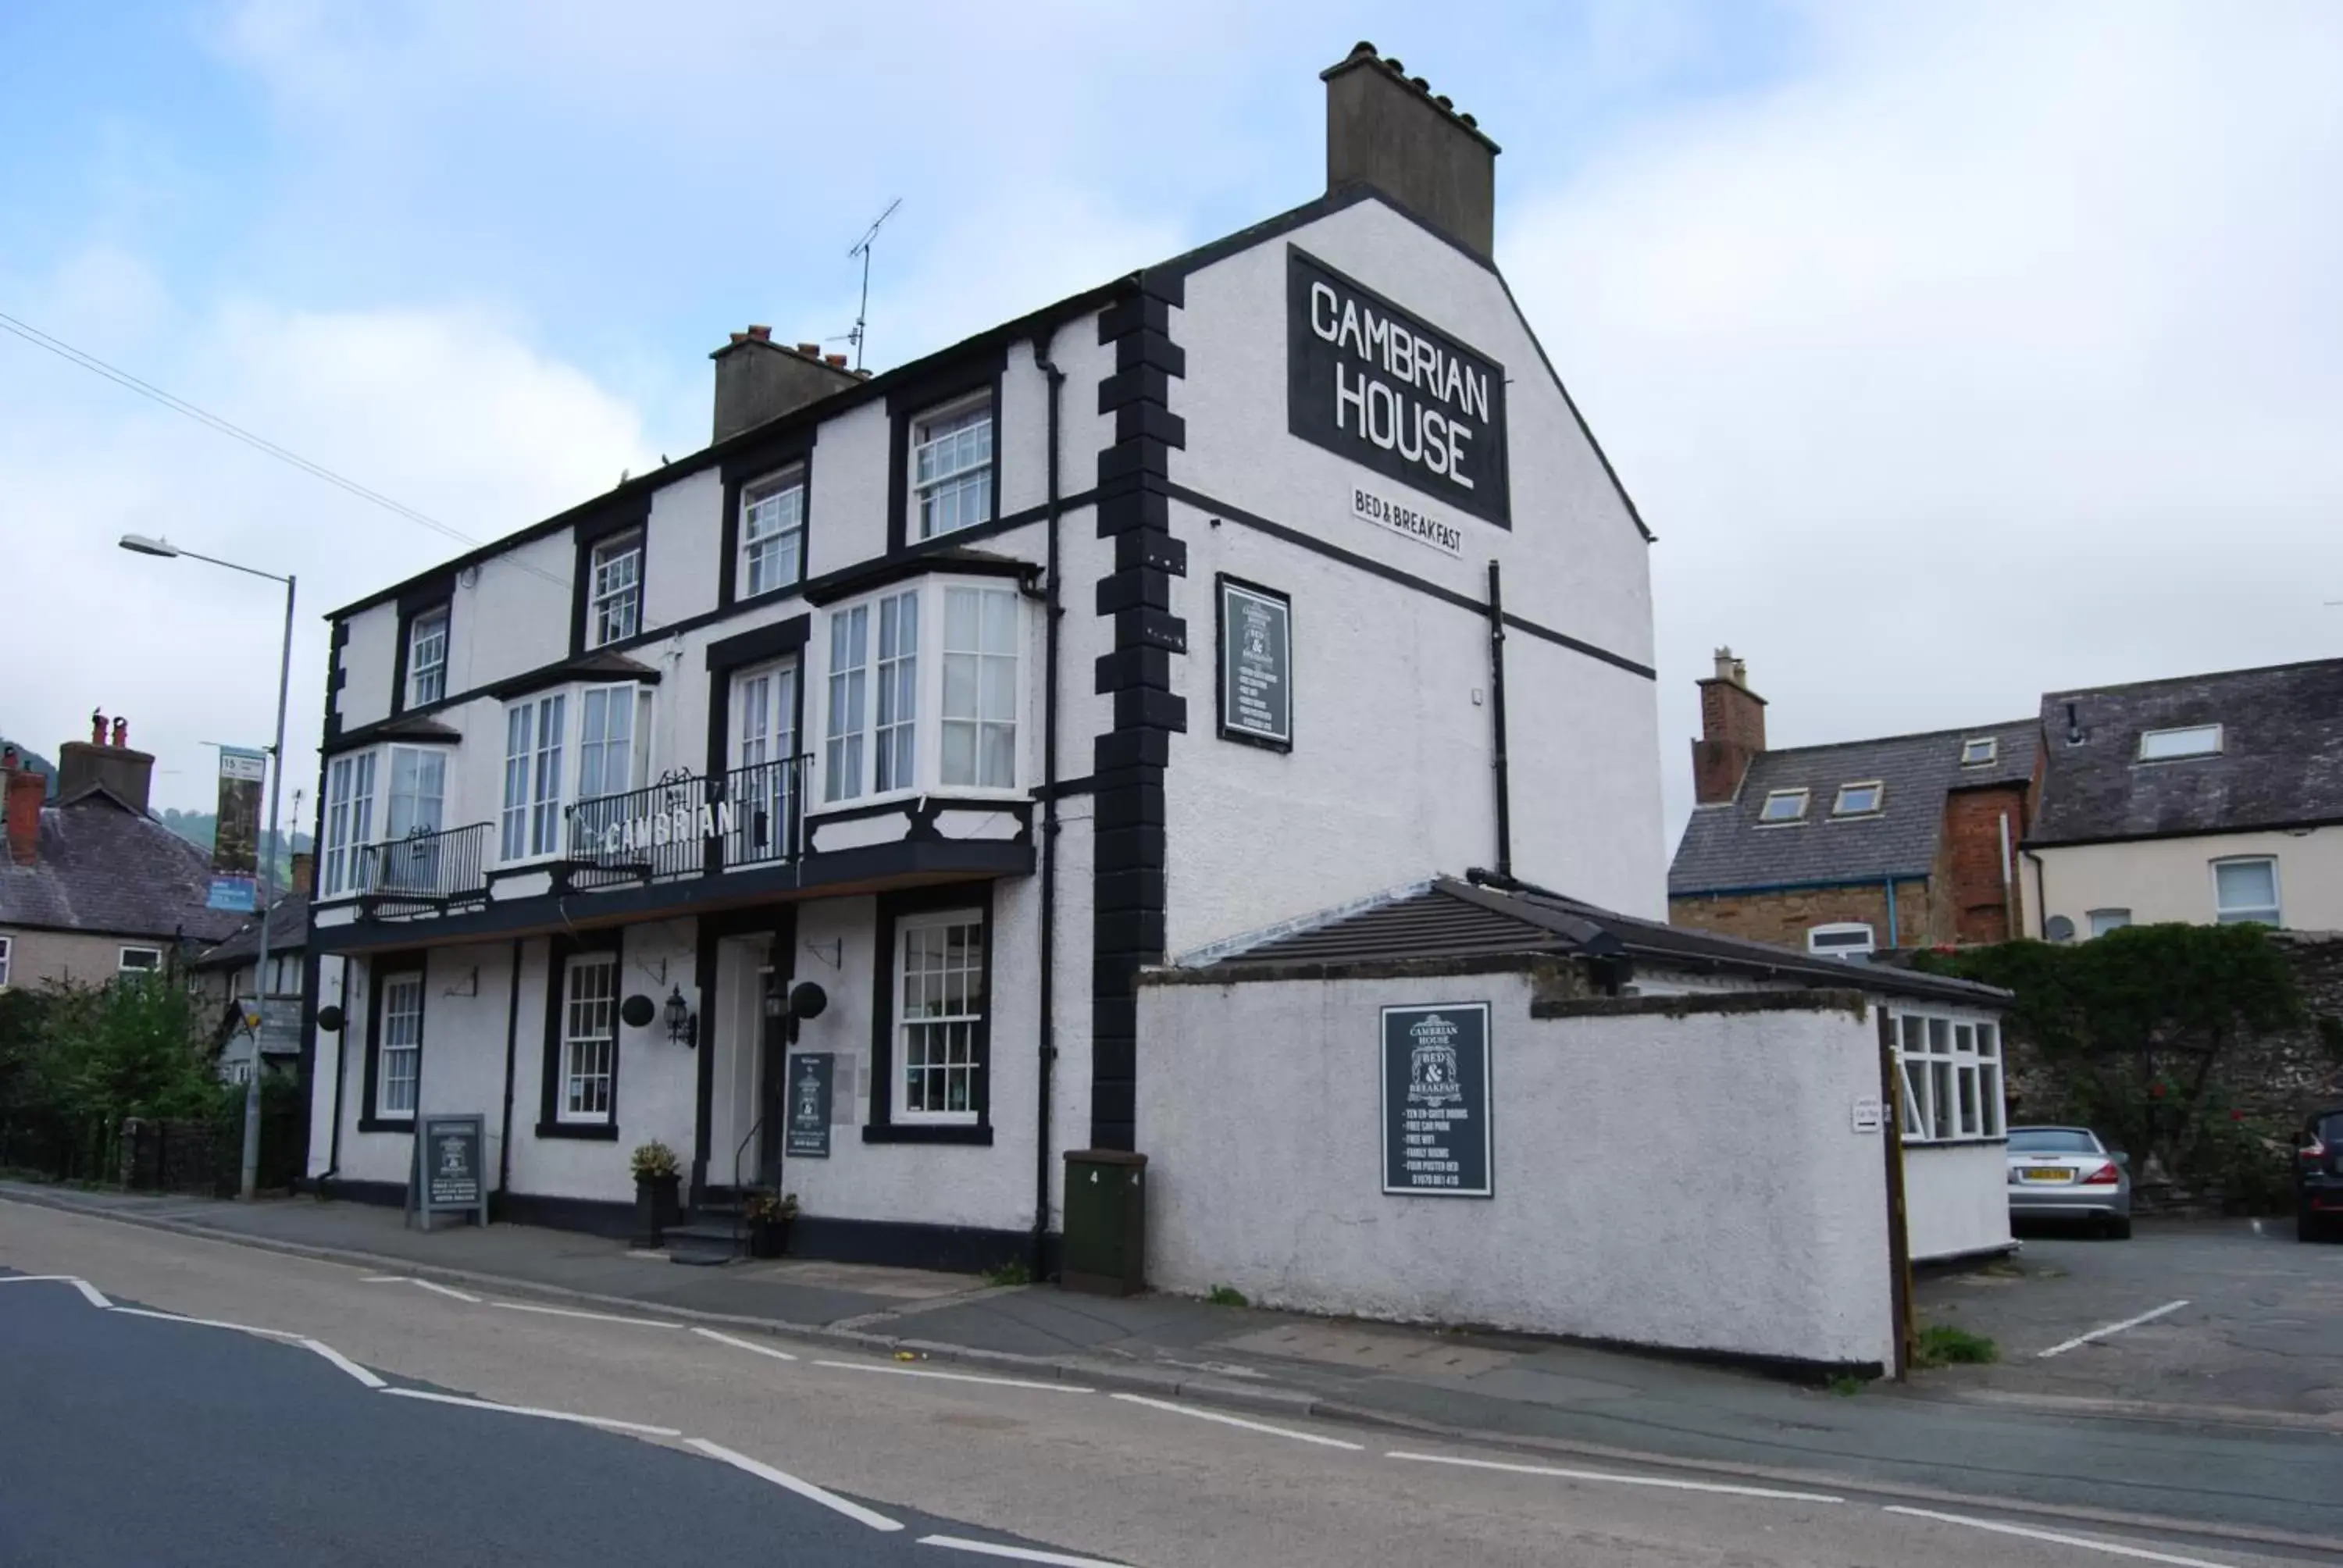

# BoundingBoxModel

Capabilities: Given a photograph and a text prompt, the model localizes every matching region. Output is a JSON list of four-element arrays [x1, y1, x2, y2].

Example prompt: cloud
[[1502, 1, 2343, 850]]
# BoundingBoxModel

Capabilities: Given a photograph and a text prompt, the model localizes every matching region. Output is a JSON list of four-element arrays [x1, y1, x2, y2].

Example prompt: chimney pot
[[824, 353, 847, 368], [730, 332, 749, 345], [111, 717, 128, 748], [746, 325, 771, 341], [1410, 76, 1429, 91], [91, 709, 107, 746], [1385, 55, 1403, 70], [2, 744, 16, 772], [795, 341, 821, 357]]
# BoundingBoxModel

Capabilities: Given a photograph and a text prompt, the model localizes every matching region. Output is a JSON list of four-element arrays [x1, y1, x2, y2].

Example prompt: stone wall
[[1668, 878, 1936, 952], [117, 1117, 222, 1196]]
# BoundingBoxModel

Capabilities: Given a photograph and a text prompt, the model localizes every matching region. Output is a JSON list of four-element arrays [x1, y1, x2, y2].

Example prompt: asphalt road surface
[[1, 1201, 2331, 1568]]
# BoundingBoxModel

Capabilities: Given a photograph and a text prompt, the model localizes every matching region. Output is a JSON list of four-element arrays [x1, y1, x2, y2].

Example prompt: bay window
[[874, 590, 918, 791], [818, 579, 1022, 804], [824, 604, 868, 804], [501, 693, 568, 862], [942, 586, 1018, 787], [498, 683, 654, 865], [322, 750, 377, 897]]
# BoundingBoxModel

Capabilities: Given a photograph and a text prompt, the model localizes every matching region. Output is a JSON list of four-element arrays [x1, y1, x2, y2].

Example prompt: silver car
[[2006, 1125, 2133, 1238]]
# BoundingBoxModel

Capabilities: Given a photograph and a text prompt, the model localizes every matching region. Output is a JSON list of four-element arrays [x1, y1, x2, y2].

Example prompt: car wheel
[[2106, 1216, 2132, 1241]]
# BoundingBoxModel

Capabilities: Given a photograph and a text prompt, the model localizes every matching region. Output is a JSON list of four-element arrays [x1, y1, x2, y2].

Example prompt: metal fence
[[564, 757, 807, 889], [357, 821, 492, 911]]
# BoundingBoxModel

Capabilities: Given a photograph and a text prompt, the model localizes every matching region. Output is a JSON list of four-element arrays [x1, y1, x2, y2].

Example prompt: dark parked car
[[2299, 1107, 2343, 1243]]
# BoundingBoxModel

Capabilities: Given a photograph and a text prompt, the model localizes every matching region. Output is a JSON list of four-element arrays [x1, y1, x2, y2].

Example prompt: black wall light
[[664, 985, 697, 1049]]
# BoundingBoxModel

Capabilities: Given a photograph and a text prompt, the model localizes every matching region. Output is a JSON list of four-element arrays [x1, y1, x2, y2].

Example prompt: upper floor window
[[1960, 736, 1996, 766], [2139, 724, 2220, 761], [942, 586, 1018, 788], [740, 469, 805, 599], [0, 934, 10, 989], [118, 945, 163, 975], [321, 750, 378, 898], [733, 661, 800, 865], [1758, 788, 1807, 823], [502, 693, 568, 862], [386, 746, 447, 843], [2087, 908, 2131, 938], [589, 533, 643, 647], [2213, 857, 2281, 925], [821, 579, 1022, 804], [912, 397, 993, 540], [1832, 780, 1885, 816], [406, 608, 449, 708]]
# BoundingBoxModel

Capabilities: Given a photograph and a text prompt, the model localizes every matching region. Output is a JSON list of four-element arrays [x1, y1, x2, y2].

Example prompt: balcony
[[562, 757, 808, 891], [355, 821, 494, 916]]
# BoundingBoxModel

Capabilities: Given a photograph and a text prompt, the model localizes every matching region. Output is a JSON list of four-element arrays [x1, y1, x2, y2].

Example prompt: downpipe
[[1030, 336, 1066, 1281]]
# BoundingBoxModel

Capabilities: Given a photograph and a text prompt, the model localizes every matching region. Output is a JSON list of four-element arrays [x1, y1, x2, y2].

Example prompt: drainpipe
[[1029, 335, 1065, 1281], [2024, 849, 2049, 940], [1997, 812, 2015, 939], [1883, 876, 1899, 949], [323, 957, 351, 1191], [1485, 560, 1513, 879], [497, 937, 523, 1212]]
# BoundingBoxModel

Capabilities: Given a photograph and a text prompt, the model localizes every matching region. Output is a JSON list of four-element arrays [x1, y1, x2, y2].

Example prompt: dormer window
[[2138, 724, 2221, 761], [1959, 736, 1996, 767], [1758, 788, 1808, 823], [1833, 780, 1885, 816], [588, 532, 643, 648], [911, 397, 993, 540]]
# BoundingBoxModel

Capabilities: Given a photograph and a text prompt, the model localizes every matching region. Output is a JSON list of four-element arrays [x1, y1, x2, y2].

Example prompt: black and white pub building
[[302, 44, 1668, 1269]]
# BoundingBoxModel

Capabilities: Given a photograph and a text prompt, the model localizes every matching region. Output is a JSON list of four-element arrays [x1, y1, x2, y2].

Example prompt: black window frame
[[389, 576, 455, 716], [569, 504, 653, 657], [718, 430, 818, 611], [863, 882, 995, 1145], [537, 928, 626, 1140], [359, 953, 426, 1132], [886, 351, 1006, 554]]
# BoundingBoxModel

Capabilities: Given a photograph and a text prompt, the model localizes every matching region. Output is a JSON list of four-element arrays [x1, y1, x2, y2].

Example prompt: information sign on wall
[[1216, 577, 1292, 750], [785, 1053, 833, 1158], [1380, 1003, 1492, 1197], [1288, 247, 1510, 527]]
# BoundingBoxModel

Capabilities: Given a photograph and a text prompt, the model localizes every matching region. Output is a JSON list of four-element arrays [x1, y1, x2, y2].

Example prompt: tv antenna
[[847, 197, 902, 372]]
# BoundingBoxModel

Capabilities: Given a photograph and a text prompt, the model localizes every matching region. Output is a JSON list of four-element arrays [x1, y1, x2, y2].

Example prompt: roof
[[1670, 721, 2037, 896], [2028, 658, 2343, 846], [0, 793, 248, 946], [188, 894, 310, 969], [1189, 875, 2008, 1007]]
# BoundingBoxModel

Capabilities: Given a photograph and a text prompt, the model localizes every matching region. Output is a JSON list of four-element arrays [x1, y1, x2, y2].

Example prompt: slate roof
[[1668, 721, 2037, 897], [1195, 876, 2007, 1007], [0, 791, 248, 946], [189, 895, 311, 969], [2029, 658, 2343, 846]]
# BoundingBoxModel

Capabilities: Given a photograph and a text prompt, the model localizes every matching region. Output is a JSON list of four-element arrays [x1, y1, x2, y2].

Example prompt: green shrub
[[1914, 1324, 1999, 1367], [1206, 1284, 1248, 1307]]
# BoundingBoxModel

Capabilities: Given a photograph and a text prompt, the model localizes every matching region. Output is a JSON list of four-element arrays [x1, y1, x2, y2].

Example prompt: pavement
[[5, 1179, 2341, 1552], [4, 1202, 2334, 1568]]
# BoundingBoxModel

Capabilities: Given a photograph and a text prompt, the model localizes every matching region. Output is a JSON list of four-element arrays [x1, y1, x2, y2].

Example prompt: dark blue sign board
[[407, 1113, 489, 1231], [1381, 1003, 1492, 1198], [785, 1053, 833, 1158]]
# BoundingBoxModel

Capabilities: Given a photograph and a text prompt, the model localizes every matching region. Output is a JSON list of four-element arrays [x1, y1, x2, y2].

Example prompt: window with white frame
[[1896, 1011, 2004, 1143], [374, 745, 448, 892], [117, 945, 162, 975], [911, 397, 993, 540], [559, 953, 618, 1123], [733, 661, 798, 863], [2139, 724, 2220, 761], [576, 683, 649, 803], [942, 586, 1018, 788], [377, 971, 422, 1117], [740, 469, 805, 599], [1807, 922, 1875, 957], [1960, 736, 1997, 766], [2213, 857, 2281, 925], [897, 910, 983, 1121], [1758, 788, 1808, 823], [874, 590, 918, 791], [1833, 780, 1885, 816], [0, 934, 12, 989], [588, 532, 644, 647], [2088, 908, 2132, 938], [405, 608, 449, 707], [321, 750, 377, 897], [501, 693, 568, 862], [824, 602, 868, 804]]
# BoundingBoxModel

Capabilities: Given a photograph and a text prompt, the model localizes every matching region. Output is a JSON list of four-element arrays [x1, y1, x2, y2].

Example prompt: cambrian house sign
[[1287, 247, 1510, 528]]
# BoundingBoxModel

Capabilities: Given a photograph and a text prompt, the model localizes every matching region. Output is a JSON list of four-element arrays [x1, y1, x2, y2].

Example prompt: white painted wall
[[1902, 1141, 2013, 1263], [2033, 827, 2343, 936], [337, 603, 399, 732], [1137, 971, 1897, 1369]]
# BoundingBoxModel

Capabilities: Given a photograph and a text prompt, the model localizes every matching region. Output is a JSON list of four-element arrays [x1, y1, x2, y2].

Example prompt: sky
[[2, 1, 2337, 864]]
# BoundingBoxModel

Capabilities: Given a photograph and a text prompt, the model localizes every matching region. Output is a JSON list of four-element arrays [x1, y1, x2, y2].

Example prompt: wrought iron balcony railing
[[355, 821, 493, 914], [562, 756, 808, 891]]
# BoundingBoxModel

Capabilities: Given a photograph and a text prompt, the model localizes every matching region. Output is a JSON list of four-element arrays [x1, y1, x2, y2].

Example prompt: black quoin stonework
[[1089, 274, 1189, 1151]]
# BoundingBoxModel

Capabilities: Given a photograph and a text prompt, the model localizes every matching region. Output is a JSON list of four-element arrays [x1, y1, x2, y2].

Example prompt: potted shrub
[[744, 1188, 797, 1259], [629, 1140, 683, 1249]]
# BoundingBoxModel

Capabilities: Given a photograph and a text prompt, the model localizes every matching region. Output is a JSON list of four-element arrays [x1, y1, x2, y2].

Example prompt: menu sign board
[[408, 1113, 489, 1231], [784, 1053, 833, 1159], [1288, 247, 1509, 527], [1217, 578, 1292, 750], [1380, 1003, 1492, 1198]]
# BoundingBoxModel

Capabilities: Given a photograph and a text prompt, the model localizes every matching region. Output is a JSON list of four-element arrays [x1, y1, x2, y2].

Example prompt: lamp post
[[120, 533, 294, 1202]]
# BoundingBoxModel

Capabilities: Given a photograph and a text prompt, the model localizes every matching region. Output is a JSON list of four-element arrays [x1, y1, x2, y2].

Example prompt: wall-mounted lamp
[[665, 985, 698, 1049]]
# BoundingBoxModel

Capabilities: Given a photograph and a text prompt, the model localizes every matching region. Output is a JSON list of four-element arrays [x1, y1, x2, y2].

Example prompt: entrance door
[[755, 965, 788, 1187]]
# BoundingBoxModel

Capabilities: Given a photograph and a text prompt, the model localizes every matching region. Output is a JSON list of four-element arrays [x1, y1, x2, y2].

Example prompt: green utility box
[[1061, 1149, 1148, 1297]]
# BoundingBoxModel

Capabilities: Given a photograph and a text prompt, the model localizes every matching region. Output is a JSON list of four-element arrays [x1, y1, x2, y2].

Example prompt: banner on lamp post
[[208, 746, 267, 912]]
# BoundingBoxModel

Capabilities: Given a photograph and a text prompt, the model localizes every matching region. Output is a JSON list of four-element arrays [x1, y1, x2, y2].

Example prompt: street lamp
[[119, 533, 295, 1202]]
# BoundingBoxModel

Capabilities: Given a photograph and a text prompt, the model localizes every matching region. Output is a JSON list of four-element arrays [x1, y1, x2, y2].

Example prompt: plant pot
[[748, 1217, 790, 1260], [633, 1172, 681, 1249]]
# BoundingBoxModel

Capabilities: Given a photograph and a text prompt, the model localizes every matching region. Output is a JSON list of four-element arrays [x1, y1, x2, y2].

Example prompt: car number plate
[[2020, 1167, 2070, 1182]]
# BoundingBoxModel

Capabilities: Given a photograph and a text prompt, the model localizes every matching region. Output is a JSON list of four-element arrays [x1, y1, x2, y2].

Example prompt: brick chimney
[[55, 711, 156, 813], [5, 749, 45, 865], [710, 326, 862, 443], [1321, 42, 1500, 260], [287, 850, 315, 899], [1692, 647, 1767, 805]]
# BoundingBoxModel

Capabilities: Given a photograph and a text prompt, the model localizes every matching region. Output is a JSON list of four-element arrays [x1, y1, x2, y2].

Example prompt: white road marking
[[1386, 1450, 1846, 1503], [814, 1360, 1091, 1394], [0, 1274, 111, 1308], [2036, 1299, 2191, 1359], [685, 1438, 904, 1531], [380, 1387, 681, 1437], [918, 1534, 1134, 1566], [300, 1338, 387, 1388], [692, 1326, 800, 1362], [487, 1300, 679, 1328], [362, 1276, 481, 1303], [1884, 1505, 2244, 1566], [106, 1306, 302, 1340], [1107, 1392, 1364, 1450]]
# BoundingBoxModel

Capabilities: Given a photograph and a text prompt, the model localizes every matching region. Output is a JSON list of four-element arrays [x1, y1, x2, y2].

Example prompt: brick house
[[1668, 651, 2039, 954]]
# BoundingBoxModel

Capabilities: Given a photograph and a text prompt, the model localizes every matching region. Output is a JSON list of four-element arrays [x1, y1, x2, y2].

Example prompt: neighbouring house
[[1668, 651, 2040, 957], [0, 717, 247, 990], [2024, 658, 2343, 939], [187, 854, 313, 1084]]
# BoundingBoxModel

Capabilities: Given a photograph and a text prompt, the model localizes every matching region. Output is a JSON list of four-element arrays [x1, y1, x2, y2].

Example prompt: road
[[0, 1200, 2330, 1567]]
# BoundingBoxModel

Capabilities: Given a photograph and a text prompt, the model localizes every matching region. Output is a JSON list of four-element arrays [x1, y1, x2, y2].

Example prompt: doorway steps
[[665, 1188, 748, 1265]]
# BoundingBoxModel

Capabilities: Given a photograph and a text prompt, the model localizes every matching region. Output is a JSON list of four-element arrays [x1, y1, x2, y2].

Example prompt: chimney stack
[[55, 711, 156, 813], [1691, 647, 1767, 806], [5, 752, 44, 865], [1321, 42, 1500, 259], [288, 850, 315, 900], [710, 328, 862, 443]]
